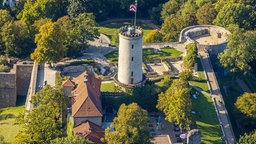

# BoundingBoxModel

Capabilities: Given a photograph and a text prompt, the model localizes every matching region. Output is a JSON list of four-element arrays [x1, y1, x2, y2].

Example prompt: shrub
[[143, 29, 163, 43], [179, 70, 192, 81], [0, 64, 10, 72]]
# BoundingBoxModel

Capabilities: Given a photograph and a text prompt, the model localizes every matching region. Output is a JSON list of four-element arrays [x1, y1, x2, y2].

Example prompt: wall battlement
[[119, 26, 143, 38]]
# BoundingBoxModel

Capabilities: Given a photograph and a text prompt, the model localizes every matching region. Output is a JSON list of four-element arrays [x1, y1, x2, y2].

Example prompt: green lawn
[[191, 89, 224, 144], [98, 21, 153, 45], [189, 57, 210, 92], [101, 82, 116, 92], [105, 48, 183, 63], [0, 105, 24, 143], [143, 48, 183, 60]]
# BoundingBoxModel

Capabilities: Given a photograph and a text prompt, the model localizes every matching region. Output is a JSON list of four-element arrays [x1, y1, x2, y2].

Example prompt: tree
[[15, 85, 64, 144], [213, 3, 255, 30], [0, 10, 13, 28], [143, 30, 163, 43], [17, 0, 68, 25], [161, 0, 180, 21], [183, 43, 198, 69], [56, 16, 81, 57], [239, 131, 256, 144], [105, 103, 151, 144], [196, 2, 217, 24], [149, 4, 162, 25], [161, 14, 195, 42], [67, 0, 86, 19], [51, 136, 92, 144], [195, 0, 216, 7], [235, 93, 256, 119], [133, 81, 158, 112], [218, 27, 256, 73], [74, 13, 99, 51], [30, 21, 67, 64], [157, 78, 192, 130]]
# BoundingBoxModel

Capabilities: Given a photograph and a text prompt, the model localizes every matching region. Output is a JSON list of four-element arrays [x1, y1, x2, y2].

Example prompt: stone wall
[[0, 63, 33, 108], [16, 64, 33, 96], [0, 71, 16, 108]]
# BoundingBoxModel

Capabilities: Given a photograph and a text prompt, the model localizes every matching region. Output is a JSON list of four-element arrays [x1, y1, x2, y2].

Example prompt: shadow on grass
[[0, 114, 15, 121]]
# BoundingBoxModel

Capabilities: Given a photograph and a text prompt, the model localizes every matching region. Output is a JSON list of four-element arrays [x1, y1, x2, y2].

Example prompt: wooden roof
[[74, 120, 105, 144], [71, 71, 102, 118]]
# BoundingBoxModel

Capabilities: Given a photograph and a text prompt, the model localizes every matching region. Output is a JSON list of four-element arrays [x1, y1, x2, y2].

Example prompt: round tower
[[117, 26, 143, 85]]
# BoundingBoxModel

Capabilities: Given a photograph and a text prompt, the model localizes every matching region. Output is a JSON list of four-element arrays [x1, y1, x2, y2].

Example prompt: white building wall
[[118, 32, 143, 84]]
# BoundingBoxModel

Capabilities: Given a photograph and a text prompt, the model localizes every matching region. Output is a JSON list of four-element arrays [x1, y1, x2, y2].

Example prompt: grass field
[[191, 89, 224, 144], [105, 48, 183, 64], [101, 82, 116, 92], [143, 48, 183, 60], [98, 21, 153, 45], [0, 105, 24, 143], [189, 57, 210, 92]]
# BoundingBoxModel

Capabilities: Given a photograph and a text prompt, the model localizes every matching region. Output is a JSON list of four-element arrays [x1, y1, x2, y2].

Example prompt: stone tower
[[117, 26, 143, 85]]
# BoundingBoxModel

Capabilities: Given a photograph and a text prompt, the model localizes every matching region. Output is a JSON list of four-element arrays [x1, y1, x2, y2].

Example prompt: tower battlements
[[119, 26, 143, 38]]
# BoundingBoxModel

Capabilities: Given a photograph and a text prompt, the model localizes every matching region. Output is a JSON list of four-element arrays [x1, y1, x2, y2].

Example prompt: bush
[[183, 43, 197, 69], [143, 29, 163, 43], [0, 64, 10, 72], [179, 70, 192, 81]]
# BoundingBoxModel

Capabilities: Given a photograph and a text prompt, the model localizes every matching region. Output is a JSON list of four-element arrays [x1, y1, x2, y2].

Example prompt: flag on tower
[[129, 4, 136, 12]]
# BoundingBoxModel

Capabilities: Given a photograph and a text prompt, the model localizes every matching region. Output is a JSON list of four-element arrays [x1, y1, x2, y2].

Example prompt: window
[[131, 78, 134, 84], [131, 57, 134, 61], [132, 44, 134, 49], [131, 72, 133, 76]]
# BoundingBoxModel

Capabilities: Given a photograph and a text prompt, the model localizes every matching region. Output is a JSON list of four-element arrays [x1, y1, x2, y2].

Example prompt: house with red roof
[[62, 71, 104, 143]]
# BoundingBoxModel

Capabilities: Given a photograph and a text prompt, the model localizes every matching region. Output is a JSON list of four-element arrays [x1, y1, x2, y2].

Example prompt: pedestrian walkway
[[199, 50, 236, 144]]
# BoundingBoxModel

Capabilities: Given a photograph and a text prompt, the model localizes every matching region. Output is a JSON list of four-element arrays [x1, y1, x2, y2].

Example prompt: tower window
[[132, 44, 134, 49], [131, 57, 134, 61], [131, 72, 133, 76]]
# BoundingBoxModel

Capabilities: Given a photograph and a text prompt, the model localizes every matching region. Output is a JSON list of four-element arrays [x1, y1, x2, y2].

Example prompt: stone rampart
[[16, 64, 33, 96], [180, 25, 230, 55], [0, 70, 16, 108]]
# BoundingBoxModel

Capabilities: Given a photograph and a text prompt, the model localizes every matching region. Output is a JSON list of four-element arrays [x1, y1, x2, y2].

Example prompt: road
[[199, 50, 236, 144]]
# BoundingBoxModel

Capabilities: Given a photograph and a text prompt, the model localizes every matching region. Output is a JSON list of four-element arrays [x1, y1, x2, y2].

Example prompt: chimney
[[84, 73, 88, 83]]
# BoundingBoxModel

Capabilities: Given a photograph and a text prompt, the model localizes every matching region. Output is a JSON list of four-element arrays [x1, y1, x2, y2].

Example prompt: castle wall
[[0, 72, 16, 108], [16, 64, 33, 96]]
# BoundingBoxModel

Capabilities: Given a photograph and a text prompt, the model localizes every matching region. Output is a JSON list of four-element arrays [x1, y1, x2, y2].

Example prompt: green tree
[[30, 21, 67, 64], [0, 10, 13, 28], [161, 14, 195, 42], [179, 0, 198, 16], [195, 0, 216, 7], [196, 2, 217, 24], [105, 103, 151, 144], [74, 13, 99, 50], [218, 27, 256, 73], [67, 0, 86, 19], [51, 136, 92, 144], [161, 0, 180, 21], [157, 78, 192, 130], [15, 85, 64, 144], [17, 0, 68, 25], [238, 131, 256, 144], [56, 16, 81, 57], [149, 4, 162, 25], [143, 30, 163, 43], [235, 93, 256, 119], [133, 81, 158, 112], [183, 43, 198, 69], [213, 3, 255, 30]]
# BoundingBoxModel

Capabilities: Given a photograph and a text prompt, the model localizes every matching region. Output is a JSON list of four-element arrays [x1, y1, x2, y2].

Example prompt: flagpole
[[134, 0, 137, 28]]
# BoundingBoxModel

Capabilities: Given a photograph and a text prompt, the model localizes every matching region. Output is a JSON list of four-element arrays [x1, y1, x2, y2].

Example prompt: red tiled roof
[[71, 71, 102, 117], [74, 120, 105, 144], [62, 79, 75, 87]]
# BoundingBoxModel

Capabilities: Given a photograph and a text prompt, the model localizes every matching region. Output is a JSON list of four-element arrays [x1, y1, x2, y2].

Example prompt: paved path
[[199, 50, 236, 144]]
